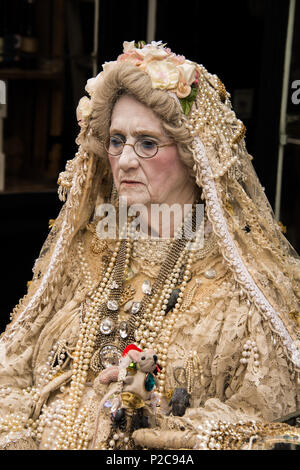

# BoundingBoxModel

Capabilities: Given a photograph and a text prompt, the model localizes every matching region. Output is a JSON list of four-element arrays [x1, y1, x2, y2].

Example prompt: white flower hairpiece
[[83, 41, 200, 116]]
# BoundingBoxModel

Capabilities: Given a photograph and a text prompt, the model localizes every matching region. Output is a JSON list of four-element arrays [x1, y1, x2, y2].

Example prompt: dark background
[[0, 0, 299, 332]]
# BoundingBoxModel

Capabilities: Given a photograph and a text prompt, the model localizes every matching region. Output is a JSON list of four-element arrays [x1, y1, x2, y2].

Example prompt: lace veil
[[1, 42, 299, 378]]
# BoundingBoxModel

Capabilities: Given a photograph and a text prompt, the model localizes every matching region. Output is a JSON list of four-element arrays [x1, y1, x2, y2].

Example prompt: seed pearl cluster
[[185, 65, 244, 149], [134, 229, 203, 398], [52, 224, 133, 450], [0, 414, 29, 436]]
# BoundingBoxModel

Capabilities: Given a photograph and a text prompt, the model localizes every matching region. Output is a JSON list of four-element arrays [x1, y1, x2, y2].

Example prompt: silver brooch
[[107, 300, 119, 311], [142, 280, 152, 295], [99, 317, 115, 335]]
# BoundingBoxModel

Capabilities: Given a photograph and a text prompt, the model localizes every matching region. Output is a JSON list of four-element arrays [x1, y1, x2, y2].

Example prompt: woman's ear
[[128, 349, 141, 362]]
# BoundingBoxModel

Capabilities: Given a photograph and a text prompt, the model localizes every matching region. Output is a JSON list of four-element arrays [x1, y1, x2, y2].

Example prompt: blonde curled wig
[[81, 63, 196, 181]]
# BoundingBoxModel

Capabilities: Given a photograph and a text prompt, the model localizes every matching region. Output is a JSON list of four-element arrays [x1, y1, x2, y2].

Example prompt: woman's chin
[[118, 188, 150, 207]]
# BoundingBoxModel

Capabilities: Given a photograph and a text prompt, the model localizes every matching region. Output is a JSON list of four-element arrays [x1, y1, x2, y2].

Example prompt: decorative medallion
[[100, 345, 122, 369], [87, 223, 108, 254], [120, 286, 136, 305]]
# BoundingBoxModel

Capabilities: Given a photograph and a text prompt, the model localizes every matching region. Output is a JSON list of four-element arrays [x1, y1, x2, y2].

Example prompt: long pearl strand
[[135, 228, 203, 398], [52, 212, 201, 447]]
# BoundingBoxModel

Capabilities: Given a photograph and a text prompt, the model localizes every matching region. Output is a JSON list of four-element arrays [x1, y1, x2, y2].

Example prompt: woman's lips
[[121, 180, 144, 185]]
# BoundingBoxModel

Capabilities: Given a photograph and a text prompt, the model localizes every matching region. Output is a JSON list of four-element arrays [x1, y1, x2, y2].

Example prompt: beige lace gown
[[0, 224, 298, 449]]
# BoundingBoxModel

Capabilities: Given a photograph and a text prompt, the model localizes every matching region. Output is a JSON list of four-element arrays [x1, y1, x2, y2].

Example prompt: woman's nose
[[118, 143, 139, 170]]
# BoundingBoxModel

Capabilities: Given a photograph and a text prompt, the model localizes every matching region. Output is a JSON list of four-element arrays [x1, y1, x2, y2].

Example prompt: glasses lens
[[135, 139, 158, 158], [105, 136, 124, 155]]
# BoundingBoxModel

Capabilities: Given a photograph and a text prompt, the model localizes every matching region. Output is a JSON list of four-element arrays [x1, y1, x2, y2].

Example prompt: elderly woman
[[0, 41, 299, 451]]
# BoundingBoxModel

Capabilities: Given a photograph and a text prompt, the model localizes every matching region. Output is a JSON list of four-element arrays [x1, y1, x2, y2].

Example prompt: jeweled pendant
[[204, 269, 216, 279], [142, 280, 152, 295], [107, 299, 119, 311], [119, 321, 129, 339], [131, 302, 141, 314], [100, 317, 114, 335]]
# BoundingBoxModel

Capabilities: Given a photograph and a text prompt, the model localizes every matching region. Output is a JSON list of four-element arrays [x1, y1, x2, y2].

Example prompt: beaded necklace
[[53, 203, 203, 449]]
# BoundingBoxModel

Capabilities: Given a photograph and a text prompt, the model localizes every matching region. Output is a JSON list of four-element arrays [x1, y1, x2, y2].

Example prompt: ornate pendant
[[142, 280, 152, 295], [90, 345, 122, 372], [99, 317, 115, 335], [100, 345, 122, 369], [120, 286, 136, 306]]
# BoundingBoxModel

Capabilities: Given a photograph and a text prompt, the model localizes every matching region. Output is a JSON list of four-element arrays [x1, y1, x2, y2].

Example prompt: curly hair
[[84, 63, 196, 179]]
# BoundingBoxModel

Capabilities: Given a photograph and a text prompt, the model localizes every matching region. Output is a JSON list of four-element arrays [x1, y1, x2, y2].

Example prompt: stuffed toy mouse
[[94, 344, 161, 433]]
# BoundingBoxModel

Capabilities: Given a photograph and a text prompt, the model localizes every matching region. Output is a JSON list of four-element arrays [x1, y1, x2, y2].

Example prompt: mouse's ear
[[128, 349, 141, 362]]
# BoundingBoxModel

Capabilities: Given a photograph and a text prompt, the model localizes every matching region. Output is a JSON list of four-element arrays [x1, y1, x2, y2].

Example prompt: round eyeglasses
[[104, 135, 174, 159]]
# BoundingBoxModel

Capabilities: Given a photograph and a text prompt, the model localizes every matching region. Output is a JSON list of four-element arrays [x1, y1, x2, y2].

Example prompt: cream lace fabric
[[0, 225, 298, 449]]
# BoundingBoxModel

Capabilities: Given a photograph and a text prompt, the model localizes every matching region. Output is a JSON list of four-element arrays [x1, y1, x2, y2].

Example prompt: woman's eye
[[140, 139, 156, 150], [110, 136, 123, 147]]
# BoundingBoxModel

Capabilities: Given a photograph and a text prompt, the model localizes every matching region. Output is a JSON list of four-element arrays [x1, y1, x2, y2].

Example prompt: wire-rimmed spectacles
[[104, 135, 174, 159]]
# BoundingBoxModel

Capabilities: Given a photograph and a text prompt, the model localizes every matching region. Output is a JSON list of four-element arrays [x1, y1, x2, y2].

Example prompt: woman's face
[[108, 95, 196, 208]]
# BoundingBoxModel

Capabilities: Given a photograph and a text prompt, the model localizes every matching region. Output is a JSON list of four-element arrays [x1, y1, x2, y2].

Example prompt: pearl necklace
[[53, 223, 132, 450], [53, 206, 202, 449], [134, 228, 203, 397]]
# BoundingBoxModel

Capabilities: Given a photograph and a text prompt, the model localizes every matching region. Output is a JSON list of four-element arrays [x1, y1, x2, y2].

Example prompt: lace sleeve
[[133, 280, 299, 450], [0, 340, 36, 448]]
